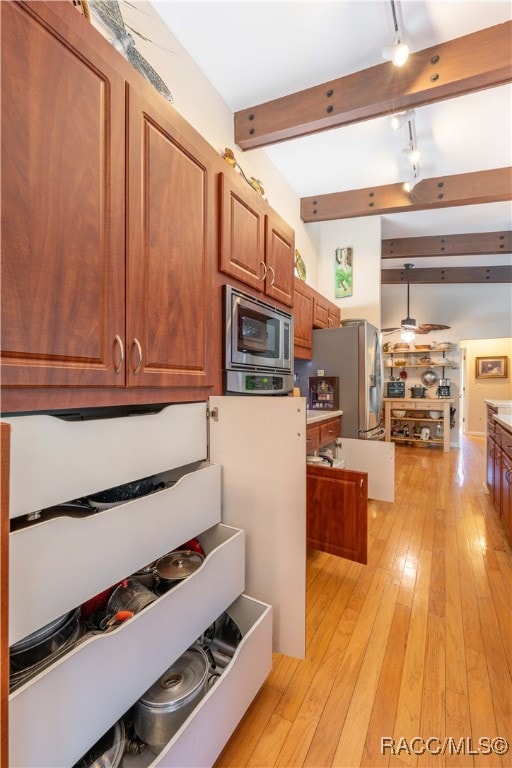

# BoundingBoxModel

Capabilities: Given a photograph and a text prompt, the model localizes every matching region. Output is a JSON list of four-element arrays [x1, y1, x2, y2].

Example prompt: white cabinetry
[[6, 402, 295, 768]]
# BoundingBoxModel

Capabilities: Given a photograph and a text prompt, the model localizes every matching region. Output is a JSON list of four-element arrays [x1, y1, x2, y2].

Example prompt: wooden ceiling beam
[[382, 231, 512, 258], [382, 265, 512, 284], [234, 22, 512, 150], [300, 167, 512, 222]]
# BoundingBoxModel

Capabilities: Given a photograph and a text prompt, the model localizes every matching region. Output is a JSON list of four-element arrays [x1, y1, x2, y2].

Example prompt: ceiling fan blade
[[381, 327, 401, 333], [416, 323, 451, 334], [125, 47, 173, 103]]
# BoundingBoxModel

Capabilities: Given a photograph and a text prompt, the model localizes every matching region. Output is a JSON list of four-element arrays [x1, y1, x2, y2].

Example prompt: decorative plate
[[295, 250, 306, 281]]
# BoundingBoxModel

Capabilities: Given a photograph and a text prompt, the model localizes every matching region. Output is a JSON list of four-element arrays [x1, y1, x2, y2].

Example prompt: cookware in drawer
[[103, 595, 272, 768], [9, 524, 245, 768], [9, 462, 221, 645]]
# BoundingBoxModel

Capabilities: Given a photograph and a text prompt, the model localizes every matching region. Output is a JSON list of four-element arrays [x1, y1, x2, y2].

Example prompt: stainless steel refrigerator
[[295, 319, 384, 440]]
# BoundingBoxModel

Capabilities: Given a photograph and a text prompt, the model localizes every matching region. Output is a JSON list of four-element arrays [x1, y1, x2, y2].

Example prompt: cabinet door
[[312, 295, 330, 329], [328, 305, 341, 328], [493, 444, 502, 512], [126, 87, 214, 388], [0, 1, 125, 387], [487, 437, 495, 491], [293, 279, 313, 358], [218, 172, 266, 291], [501, 449, 512, 545], [264, 211, 294, 307], [307, 465, 367, 564]]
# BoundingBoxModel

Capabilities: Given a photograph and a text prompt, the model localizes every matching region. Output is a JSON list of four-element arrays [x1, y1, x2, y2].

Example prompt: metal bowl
[[420, 368, 438, 387]]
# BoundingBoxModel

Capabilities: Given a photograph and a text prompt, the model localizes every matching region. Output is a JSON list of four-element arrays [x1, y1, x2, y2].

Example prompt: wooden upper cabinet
[[126, 86, 214, 389], [293, 278, 314, 358], [218, 171, 294, 307], [218, 172, 266, 291], [0, 1, 125, 387], [312, 291, 341, 329], [307, 465, 368, 564], [264, 209, 294, 307]]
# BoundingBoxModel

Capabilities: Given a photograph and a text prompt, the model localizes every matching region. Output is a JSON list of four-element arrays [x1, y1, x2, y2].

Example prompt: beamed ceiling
[[147, 2, 512, 284]]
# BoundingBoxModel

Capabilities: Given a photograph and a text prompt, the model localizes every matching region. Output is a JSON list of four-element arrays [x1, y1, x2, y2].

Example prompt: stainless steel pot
[[134, 646, 209, 754], [409, 386, 427, 398]]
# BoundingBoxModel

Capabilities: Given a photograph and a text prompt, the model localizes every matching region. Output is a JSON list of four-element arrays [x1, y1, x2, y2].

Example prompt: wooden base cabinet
[[307, 465, 368, 564]]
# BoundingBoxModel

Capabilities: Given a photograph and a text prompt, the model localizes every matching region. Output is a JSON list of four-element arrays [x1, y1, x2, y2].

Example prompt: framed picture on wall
[[475, 356, 508, 378], [335, 247, 353, 298]]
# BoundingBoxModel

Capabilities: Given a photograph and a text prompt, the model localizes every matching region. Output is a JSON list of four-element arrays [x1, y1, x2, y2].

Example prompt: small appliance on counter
[[308, 376, 339, 411], [437, 378, 451, 398], [386, 380, 405, 398]]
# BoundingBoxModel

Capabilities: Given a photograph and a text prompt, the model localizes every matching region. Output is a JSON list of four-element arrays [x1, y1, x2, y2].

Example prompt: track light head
[[391, 109, 415, 131], [403, 175, 421, 193], [383, 40, 409, 67]]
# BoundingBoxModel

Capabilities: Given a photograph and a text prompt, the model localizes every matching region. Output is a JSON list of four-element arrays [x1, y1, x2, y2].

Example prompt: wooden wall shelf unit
[[383, 397, 453, 452]]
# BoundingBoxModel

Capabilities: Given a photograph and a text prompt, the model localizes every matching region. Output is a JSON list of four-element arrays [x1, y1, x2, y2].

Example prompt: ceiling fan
[[381, 263, 451, 337], [84, 0, 173, 103]]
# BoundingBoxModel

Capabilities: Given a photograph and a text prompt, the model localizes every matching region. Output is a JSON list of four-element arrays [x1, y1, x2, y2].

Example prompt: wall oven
[[224, 285, 294, 395]]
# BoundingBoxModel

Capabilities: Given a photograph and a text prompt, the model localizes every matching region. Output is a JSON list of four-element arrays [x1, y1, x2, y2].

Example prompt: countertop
[[484, 399, 512, 410], [494, 414, 512, 431], [306, 409, 343, 425], [383, 397, 454, 403]]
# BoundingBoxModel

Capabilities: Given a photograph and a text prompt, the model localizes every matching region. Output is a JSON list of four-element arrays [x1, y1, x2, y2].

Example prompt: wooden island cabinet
[[486, 402, 512, 546]]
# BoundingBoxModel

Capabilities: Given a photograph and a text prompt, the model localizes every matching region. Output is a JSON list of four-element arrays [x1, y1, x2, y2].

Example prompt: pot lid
[[139, 648, 208, 710], [156, 550, 204, 580], [10, 609, 78, 654]]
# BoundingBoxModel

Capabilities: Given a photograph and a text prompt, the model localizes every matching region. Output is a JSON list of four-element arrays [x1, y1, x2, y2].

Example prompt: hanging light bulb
[[400, 329, 416, 343]]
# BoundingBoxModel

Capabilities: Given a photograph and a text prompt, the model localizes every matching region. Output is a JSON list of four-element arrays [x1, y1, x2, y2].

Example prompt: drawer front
[[319, 418, 341, 446], [130, 594, 273, 768], [306, 425, 320, 454], [6, 403, 207, 519], [9, 524, 245, 768], [10, 463, 221, 644]]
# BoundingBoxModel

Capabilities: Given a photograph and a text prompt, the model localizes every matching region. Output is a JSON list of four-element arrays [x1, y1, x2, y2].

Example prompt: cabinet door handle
[[114, 334, 124, 374], [132, 338, 143, 375], [259, 261, 267, 282], [267, 265, 275, 286], [360, 478, 364, 498]]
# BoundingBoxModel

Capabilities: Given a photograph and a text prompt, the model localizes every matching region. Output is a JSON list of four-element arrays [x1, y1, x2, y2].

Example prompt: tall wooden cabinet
[[1, 0, 125, 389], [486, 404, 512, 546]]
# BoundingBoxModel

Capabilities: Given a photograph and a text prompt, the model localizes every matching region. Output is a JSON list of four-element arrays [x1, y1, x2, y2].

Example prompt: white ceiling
[[149, 0, 512, 266]]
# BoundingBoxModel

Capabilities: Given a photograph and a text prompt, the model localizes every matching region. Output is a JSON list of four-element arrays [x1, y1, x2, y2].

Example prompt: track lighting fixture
[[403, 174, 421, 193], [391, 109, 415, 131], [382, 1, 409, 67]]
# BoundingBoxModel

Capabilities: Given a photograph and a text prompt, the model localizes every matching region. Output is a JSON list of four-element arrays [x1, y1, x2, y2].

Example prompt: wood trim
[[382, 231, 512, 259], [234, 22, 512, 150], [382, 265, 512, 284], [0, 422, 10, 767], [301, 168, 512, 222]]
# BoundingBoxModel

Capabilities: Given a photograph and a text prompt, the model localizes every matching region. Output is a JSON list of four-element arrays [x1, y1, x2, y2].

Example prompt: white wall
[[308, 217, 382, 327], [460, 338, 512, 434]]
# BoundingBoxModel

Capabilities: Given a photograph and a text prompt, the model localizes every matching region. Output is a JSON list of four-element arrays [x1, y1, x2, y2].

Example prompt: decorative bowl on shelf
[[414, 344, 431, 351], [392, 409, 407, 417], [393, 359, 407, 367], [393, 343, 409, 352], [429, 410, 442, 419]]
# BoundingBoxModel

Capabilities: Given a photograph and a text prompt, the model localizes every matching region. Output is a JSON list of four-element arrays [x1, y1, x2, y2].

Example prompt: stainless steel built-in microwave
[[224, 285, 294, 395]]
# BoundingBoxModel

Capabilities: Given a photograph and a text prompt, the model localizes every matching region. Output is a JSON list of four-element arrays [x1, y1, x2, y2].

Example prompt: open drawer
[[124, 594, 272, 768], [9, 524, 245, 768], [9, 462, 221, 645]]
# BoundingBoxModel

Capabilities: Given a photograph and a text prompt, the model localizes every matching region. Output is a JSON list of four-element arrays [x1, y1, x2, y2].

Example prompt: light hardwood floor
[[215, 436, 512, 768]]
